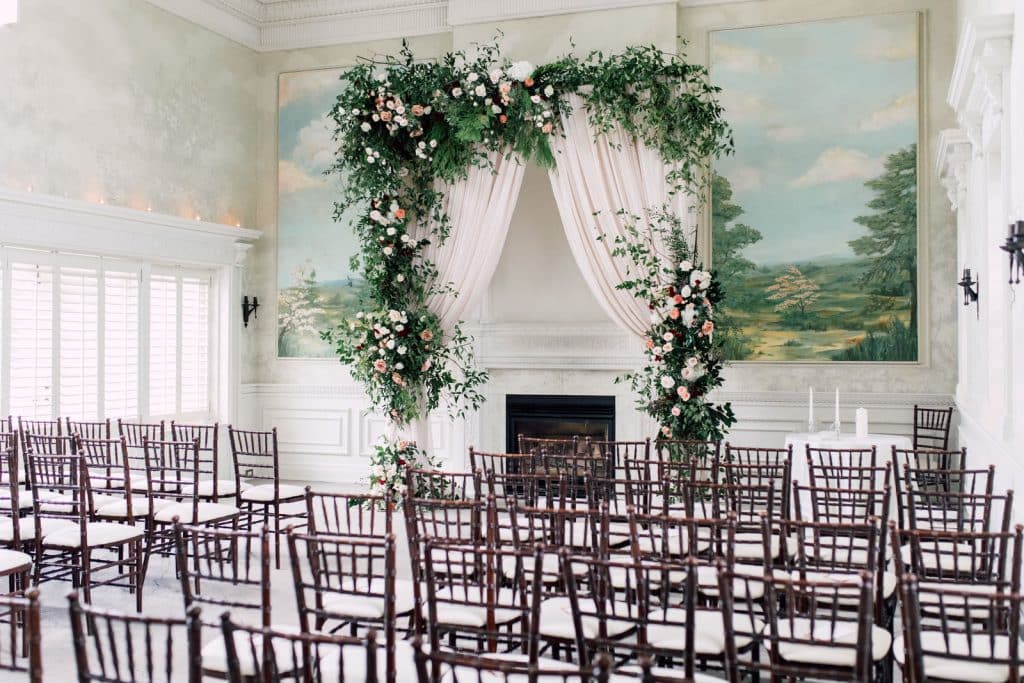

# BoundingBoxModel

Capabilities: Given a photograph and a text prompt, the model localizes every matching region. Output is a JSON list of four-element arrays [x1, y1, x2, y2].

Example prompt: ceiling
[[142, 0, 738, 52]]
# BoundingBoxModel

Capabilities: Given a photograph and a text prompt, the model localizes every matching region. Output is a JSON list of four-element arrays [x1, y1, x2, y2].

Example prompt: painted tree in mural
[[278, 263, 325, 352], [766, 265, 820, 320], [843, 144, 918, 361], [710, 172, 761, 359]]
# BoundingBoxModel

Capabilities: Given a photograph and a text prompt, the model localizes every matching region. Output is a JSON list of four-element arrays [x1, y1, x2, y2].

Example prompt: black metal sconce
[[958, 267, 979, 317], [999, 220, 1024, 284], [242, 295, 259, 327]]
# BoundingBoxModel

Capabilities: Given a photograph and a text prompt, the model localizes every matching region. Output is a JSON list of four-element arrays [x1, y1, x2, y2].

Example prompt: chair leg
[[134, 539, 144, 612], [274, 502, 281, 569]]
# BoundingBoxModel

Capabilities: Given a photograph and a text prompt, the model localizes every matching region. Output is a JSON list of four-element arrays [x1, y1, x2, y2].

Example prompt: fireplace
[[505, 394, 615, 454]]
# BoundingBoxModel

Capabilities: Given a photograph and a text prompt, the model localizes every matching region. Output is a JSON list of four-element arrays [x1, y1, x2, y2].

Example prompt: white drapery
[[403, 148, 526, 453], [547, 93, 690, 338]]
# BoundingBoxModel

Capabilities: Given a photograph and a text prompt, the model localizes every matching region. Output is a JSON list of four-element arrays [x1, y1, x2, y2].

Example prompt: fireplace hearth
[[505, 394, 615, 453]]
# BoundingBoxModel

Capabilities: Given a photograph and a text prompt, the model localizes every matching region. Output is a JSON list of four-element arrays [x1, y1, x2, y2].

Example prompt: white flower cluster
[[448, 61, 557, 136]]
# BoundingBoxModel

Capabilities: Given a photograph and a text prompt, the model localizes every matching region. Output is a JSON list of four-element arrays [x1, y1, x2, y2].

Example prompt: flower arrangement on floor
[[322, 40, 733, 499], [610, 209, 737, 443]]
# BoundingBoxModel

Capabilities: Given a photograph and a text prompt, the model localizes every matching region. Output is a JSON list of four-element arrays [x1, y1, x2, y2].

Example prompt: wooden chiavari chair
[[228, 427, 307, 568], [896, 573, 1021, 683], [118, 419, 165, 491], [144, 437, 239, 573], [220, 613, 381, 683], [0, 588, 41, 683], [27, 450, 144, 607], [173, 522, 285, 679], [172, 422, 244, 503], [900, 465, 997, 531], [721, 444, 793, 519], [654, 439, 720, 470], [588, 439, 651, 477], [287, 530, 414, 683], [913, 405, 954, 451], [806, 446, 885, 489], [412, 636, 603, 683], [0, 432, 33, 551], [18, 418, 62, 452], [68, 591, 201, 683], [306, 489, 393, 536], [719, 561, 889, 683], [892, 452, 975, 530], [78, 436, 151, 523], [517, 435, 578, 458]]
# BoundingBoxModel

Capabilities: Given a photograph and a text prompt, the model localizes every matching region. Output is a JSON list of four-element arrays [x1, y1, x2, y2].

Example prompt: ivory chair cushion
[[790, 569, 897, 600], [617, 664, 723, 683], [894, 632, 1014, 683], [240, 484, 305, 503], [776, 618, 892, 666], [319, 638, 418, 682], [900, 541, 981, 573], [94, 496, 173, 519], [646, 608, 763, 654], [154, 501, 239, 524], [0, 487, 34, 511], [0, 515, 75, 542], [319, 578, 417, 619], [0, 548, 32, 573], [197, 479, 249, 497], [429, 587, 525, 628], [538, 596, 636, 641], [200, 626, 301, 676], [43, 522, 145, 548]]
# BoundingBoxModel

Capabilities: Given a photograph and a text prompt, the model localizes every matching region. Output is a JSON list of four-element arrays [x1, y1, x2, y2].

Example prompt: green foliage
[[850, 144, 918, 331], [364, 440, 448, 504], [326, 38, 733, 426], [831, 317, 917, 362], [610, 209, 736, 442]]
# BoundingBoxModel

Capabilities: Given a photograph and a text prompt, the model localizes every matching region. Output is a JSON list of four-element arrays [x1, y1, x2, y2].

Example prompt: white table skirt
[[784, 431, 911, 520]]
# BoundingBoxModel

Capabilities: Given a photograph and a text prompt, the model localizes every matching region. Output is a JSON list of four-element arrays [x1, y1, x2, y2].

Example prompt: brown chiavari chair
[[700, 481, 781, 565], [0, 432, 33, 551], [583, 475, 662, 547], [896, 573, 1021, 683], [173, 522, 284, 679], [892, 451, 974, 531], [144, 438, 239, 574], [412, 636, 603, 683], [68, 590, 201, 683], [66, 417, 111, 442], [806, 446, 884, 489], [470, 447, 537, 478], [0, 588, 41, 682], [306, 488, 393, 536], [118, 419, 166, 491], [220, 613, 381, 683], [719, 561, 889, 683], [27, 450, 144, 608], [228, 426, 307, 568], [721, 444, 793, 519], [486, 471, 567, 545], [173, 422, 244, 503], [287, 530, 414, 683], [588, 439, 651, 476], [899, 464, 997, 531], [78, 436, 151, 522], [541, 451, 611, 502], [517, 435, 578, 458], [654, 439, 720, 471], [913, 405, 954, 451]]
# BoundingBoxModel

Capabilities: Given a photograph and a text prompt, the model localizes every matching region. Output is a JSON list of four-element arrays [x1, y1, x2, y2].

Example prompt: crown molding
[[144, 0, 756, 52]]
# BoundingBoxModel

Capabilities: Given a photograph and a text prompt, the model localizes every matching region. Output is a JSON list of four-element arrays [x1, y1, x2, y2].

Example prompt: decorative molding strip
[[714, 390, 954, 409], [471, 322, 643, 371], [936, 128, 972, 211], [947, 14, 1013, 152], [447, 0, 673, 26], [145, 0, 261, 49], [260, 2, 448, 51], [0, 188, 260, 267]]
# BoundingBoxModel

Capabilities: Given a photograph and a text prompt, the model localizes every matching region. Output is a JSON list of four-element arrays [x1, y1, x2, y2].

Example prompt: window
[[0, 249, 215, 421]]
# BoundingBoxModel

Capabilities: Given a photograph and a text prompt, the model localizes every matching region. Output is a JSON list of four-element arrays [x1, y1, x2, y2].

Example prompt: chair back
[[25, 433, 75, 456], [903, 466, 1002, 534], [913, 405, 954, 451], [118, 420, 165, 487], [78, 436, 134, 515], [143, 438, 202, 519], [172, 422, 221, 496], [0, 432, 24, 535], [0, 589, 41, 682], [68, 592, 200, 683], [517, 435, 577, 457], [892, 450, 973, 529], [219, 613, 379, 683], [721, 444, 792, 517], [25, 450, 89, 553], [66, 418, 111, 442], [174, 522, 271, 627], [306, 489, 392, 536], [893, 524, 1023, 591], [18, 418, 62, 448]]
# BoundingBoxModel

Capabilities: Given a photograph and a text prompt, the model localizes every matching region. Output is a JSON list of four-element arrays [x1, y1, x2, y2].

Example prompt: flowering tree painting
[[277, 69, 368, 357], [711, 14, 919, 361]]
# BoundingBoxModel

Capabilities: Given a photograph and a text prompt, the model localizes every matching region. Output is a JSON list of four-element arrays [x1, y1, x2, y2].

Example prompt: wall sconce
[[999, 220, 1024, 284], [241, 295, 259, 327], [958, 267, 979, 317]]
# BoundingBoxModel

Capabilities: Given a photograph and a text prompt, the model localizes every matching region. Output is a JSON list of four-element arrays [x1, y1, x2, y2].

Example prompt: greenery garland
[[323, 40, 733, 497]]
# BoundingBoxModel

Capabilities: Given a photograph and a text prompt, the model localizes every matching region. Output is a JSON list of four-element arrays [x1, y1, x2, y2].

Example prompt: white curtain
[[548, 93, 690, 338], [404, 148, 526, 454]]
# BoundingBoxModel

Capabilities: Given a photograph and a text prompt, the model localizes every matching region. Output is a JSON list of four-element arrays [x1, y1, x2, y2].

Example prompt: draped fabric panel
[[547, 93, 691, 338], [402, 148, 526, 453]]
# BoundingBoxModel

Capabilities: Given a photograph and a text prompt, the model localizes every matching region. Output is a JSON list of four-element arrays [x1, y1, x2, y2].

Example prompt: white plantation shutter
[[59, 264, 100, 420], [149, 274, 178, 417], [180, 276, 210, 414], [103, 267, 139, 419], [9, 260, 53, 419]]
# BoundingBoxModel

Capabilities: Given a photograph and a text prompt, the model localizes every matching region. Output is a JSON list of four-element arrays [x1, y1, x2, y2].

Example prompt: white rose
[[662, 332, 674, 342], [386, 340, 396, 350], [395, 362, 404, 370], [396, 274, 405, 282], [544, 85, 554, 97], [660, 376, 675, 389], [429, 139, 438, 148], [682, 303, 697, 326], [360, 122, 371, 132], [351, 108, 360, 115], [681, 285, 692, 298], [451, 87, 463, 97], [687, 357, 699, 367], [467, 72, 479, 83], [382, 246, 393, 256], [531, 95, 541, 104], [492, 104, 502, 114], [507, 61, 534, 81], [662, 343, 673, 353], [474, 84, 486, 97], [388, 310, 401, 321], [397, 345, 407, 355], [680, 260, 692, 272], [369, 210, 382, 222], [489, 68, 503, 83]]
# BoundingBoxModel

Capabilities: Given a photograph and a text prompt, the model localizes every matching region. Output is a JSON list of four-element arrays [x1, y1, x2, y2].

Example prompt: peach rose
[[373, 359, 387, 373], [392, 372, 405, 386], [380, 111, 392, 121], [499, 114, 508, 124], [701, 321, 714, 335], [524, 77, 534, 87], [677, 386, 691, 401], [673, 294, 683, 304], [661, 426, 671, 436], [541, 122, 553, 134], [419, 329, 434, 342], [644, 338, 655, 349], [671, 406, 681, 417], [394, 208, 406, 219], [668, 308, 680, 320], [411, 104, 424, 116]]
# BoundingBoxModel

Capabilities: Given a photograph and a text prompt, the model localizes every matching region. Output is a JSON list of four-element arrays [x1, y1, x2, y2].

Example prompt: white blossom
[[530, 95, 541, 104], [544, 85, 554, 97], [489, 68, 503, 83], [680, 260, 692, 272], [452, 87, 463, 97], [474, 84, 487, 97], [662, 332, 674, 342], [467, 72, 479, 83], [660, 376, 675, 389], [360, 122, 371, 132], [507, 61, 534, 81]]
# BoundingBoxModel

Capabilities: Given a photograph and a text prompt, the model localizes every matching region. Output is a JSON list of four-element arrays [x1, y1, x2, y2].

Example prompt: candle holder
[[957, 267, 979, 318], [999, 220, 1024, 285]]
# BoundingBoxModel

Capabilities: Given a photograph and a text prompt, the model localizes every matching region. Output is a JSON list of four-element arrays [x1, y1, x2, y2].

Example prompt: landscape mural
[[277, 68, 368, 358], [710, 14, 919, 362]]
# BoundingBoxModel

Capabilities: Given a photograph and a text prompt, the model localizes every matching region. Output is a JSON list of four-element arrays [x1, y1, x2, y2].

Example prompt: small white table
[[784, 431, 912, 519]]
